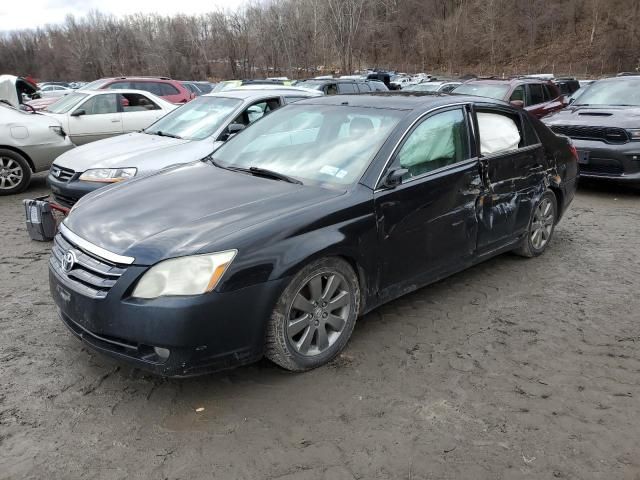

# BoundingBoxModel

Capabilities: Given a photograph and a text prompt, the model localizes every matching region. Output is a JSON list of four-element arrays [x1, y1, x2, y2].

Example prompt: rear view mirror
[[71, 109, 86, 117], [510, 100, 524, 108], [383, 168, 408, 188]]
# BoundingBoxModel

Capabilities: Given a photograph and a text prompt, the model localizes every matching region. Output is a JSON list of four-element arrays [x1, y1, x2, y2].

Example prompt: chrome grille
[[50, 232, 126, 299], [49, 165, 75, 182], [550, 125, 629, 144]]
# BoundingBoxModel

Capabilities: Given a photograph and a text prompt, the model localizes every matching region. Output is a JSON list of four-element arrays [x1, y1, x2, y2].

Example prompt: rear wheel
[[514, 190, 557, 257], [265, 257, 360, 371], [0, 149, 31, 196]]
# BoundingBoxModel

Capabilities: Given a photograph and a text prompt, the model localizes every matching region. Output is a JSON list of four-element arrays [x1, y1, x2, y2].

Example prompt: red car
[[28, 76, 195, 111], [452, 78, 567, 118]]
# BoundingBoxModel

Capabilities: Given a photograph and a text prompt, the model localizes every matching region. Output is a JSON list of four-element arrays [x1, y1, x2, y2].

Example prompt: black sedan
[[544, 75, 640, 184], [49, 93, 578, 376]]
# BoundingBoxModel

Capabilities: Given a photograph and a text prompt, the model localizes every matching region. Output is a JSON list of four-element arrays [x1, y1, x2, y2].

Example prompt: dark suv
[[453, 78, 566, 118], [295, 78, 388, 95], [543, 75, 640, 184], [81, 77, 194, 104]]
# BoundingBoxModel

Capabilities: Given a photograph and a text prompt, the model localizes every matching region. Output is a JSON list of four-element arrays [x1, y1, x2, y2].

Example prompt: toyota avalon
[[49, 93, 578, 376]]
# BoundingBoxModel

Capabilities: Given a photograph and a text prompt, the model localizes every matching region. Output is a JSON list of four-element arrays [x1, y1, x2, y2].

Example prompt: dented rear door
[[475, 108, 546, 255]]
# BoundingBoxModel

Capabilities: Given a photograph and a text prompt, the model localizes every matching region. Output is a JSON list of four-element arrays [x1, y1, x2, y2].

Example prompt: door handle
[[111, 119, 121, 123]]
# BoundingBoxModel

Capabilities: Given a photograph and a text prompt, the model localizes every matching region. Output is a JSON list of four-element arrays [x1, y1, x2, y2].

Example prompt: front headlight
[[627, 129, 640, 141], [131, 250, 237, 299], [79, 167, 137, 183]]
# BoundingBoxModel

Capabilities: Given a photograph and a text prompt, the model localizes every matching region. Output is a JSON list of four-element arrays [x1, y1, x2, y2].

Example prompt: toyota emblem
[[61, 250, 77, 273]]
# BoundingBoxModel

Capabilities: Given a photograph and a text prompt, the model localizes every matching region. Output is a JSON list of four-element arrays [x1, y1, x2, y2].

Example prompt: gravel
[[1, 173, 639, 479]]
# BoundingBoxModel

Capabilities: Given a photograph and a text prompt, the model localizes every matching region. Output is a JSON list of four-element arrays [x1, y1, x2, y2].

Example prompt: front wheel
[[514, 190, 558, 257], [265, 257, 360, 371], [0, 149, 31, 196]]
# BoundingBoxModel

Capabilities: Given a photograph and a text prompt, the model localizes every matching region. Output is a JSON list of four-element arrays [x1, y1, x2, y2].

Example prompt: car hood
[[543, 105, 640, 128], [64, 162, 344, 264], [52, 132, 214, 173]]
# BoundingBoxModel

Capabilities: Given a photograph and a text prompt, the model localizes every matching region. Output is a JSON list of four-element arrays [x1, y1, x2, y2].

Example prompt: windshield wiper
[[148, 130, 182, 139], [248, 166, 302, 184], [205, 159, 302, 184]]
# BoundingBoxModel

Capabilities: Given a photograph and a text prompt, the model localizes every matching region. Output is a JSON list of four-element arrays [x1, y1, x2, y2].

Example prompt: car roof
[[203, 88, 321, 99], [464, 77, 552, 86], [293, 92, 511, 110], [77, 88, 167, 100]]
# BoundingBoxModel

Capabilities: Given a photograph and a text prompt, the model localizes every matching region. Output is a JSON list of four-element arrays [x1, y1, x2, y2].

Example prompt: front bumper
[[570, 139, 640, 183], [47, 173, 103, 208], [49, 258, 288, 377]]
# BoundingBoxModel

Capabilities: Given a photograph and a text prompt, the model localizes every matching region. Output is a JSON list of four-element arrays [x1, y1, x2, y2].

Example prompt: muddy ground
[[1, 173, 639, 480]]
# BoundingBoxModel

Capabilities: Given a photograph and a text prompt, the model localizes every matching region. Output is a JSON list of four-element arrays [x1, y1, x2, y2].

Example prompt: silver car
[[48, 88, 322, 207], [0, 102, 74, 195]]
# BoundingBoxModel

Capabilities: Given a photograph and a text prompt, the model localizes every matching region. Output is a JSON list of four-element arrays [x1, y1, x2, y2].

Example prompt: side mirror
[[383, 168, 408, 188], [71, 109, 86, 117], [220, 123, 245, 142], [510, 100, 525, 108]]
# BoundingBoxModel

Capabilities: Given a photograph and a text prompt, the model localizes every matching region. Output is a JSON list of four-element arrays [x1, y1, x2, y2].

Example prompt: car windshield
[[211, 81, 240, 93], [212, 104, 406, 186], [452, 83, 510, 100], [81, 79, 109, 91], [573, 78, 640, 106], [292, 81, 324, 91], [44, 92, 88, 113], [145, 96, 242, 140], [405, 83, 441, 92]]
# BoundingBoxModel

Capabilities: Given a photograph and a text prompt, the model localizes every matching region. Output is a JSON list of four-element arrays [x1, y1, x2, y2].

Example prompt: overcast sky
[[0, 0, 247, 32]]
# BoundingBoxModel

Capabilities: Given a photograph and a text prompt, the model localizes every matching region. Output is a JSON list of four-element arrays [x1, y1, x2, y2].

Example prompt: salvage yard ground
[[1, 173, 639, 480]]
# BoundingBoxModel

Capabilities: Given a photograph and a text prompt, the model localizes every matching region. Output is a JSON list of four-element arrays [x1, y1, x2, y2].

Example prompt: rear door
[[118, 92, 166, 133], [67, 93, 123, 145], [375, 105, 482, 295], [473, 105, 546, 254]]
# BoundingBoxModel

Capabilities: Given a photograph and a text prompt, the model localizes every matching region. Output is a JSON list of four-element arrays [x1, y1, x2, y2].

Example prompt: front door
[[68, 93, 123, 145], [374, 106, 481, 298]]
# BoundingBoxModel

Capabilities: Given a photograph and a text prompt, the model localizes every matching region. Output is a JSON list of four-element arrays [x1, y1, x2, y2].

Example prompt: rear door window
[[476, 111, 523, 155], [356, 82, 371, 93], [337, 83, 358, 94]]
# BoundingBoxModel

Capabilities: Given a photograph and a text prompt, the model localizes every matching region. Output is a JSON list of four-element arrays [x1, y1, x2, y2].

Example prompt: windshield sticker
[[320, 165, 348, 178]]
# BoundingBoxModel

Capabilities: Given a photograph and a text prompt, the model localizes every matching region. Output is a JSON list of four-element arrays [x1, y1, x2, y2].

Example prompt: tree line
[[1, 0, 639, 82]]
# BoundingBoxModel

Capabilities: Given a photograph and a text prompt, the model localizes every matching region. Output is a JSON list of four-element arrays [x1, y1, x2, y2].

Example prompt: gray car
[[0, 102, 74, 195], [47, 88, 322, 207]]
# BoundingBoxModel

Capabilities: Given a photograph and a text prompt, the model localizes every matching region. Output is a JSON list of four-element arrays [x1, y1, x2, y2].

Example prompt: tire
[[265, 257, 361, 372], [0, 149, 31, 196], [514, 190, 558, 258]]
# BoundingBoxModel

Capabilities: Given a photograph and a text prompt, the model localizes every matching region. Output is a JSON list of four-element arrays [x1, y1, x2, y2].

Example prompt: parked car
[[295, 78, 388, 94], [39, 84, 74, 98], [49, 93, 577, 376], [403, 81, 462, 93], [211, 79, 291, 92], [452, 78, 566, 118], [47, 87, 322, 207], [552, 77, 580, 96], [543, 75, 640, 183], [181, 81, 215, 96], [390, 76, 416, 89], [80, 77, 195, 104], [28, 77, 194, 111], [0, 101, 73, 195], [40, 89, 176, 146]]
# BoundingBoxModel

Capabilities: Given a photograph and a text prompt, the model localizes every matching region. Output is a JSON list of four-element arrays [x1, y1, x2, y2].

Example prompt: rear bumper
[[571, 139, 640, 183], [50, 262, 289, 377]]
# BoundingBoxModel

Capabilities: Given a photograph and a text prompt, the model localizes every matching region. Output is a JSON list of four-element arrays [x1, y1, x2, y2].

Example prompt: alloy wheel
[[530, 197, 555, 250], [0, 157, 24, 190], [286, 272, 352, 356]]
